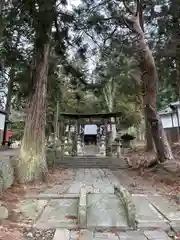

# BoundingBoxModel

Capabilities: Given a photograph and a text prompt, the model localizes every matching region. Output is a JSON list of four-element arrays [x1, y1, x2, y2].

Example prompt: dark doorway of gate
[[84, 134, 97, 145]]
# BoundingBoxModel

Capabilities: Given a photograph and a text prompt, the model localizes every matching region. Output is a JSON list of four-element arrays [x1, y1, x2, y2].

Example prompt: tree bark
[[16, 42, 50, 183], [140, 39, 173, 162], [125, 2, 174, 162], [103, 79, 117, 143], [2, 69, 14, 145], [144, 100, 154, 151]]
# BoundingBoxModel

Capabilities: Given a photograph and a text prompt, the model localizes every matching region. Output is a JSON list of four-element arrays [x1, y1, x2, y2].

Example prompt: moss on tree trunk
[[16, 43, 50, 183]]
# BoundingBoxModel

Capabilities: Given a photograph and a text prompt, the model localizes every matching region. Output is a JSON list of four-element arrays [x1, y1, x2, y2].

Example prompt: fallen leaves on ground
[[0, 226, 24, 240], [118, 143, 180, 199], [0, 167, 73, 240]]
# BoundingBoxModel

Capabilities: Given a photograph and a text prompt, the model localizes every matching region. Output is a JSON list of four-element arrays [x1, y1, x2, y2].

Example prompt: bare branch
[[122, 0, 133, 14], [103, 27, 118, 45]]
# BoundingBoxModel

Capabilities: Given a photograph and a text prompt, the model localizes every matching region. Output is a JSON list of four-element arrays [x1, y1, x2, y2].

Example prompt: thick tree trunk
[[140, 41, 173, 162], [144, 100, 154, 151], [16, 43, 50, 183], [103, 81, 117, 144], [126, 4, 174, 162], [2, 69, 14, 145], [140, 42, 173, 162]]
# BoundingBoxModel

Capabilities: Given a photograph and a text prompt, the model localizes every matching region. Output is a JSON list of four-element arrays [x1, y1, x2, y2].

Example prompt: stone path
[[20, 169, 180, 239]]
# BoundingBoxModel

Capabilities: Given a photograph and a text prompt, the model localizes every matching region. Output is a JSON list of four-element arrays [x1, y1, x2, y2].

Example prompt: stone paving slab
[[146, 195, 180, 232], [94, 232, 119, 240], [53, 229, 70, 240], [118, 231, 147, 240], [87, 194, 128, 229], [52, 229, 174, 240], [35, 198, 79, 229], [132, 195, 170, 230], [79, 230, 93, 240], [27, 168, 180, 237], [137, 221, 170, 232], [147, 195, 180, 221], [144, 230, 171, 240], [18, 199, 48, 220], [132, 195, 165, 222]]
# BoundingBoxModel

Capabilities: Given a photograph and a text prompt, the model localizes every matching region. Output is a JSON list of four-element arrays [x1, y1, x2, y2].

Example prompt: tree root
[[159, 160, 180, 176], [127, 152, 157, 168]]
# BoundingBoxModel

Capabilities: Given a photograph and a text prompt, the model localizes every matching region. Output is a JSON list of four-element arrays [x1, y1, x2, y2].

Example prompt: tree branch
[[103, 27, 118, 45], [122, 0, 134, 14]]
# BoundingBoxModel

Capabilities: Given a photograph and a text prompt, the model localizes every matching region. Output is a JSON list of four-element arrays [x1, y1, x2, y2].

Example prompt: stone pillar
[[99, 135, 106, 156], [77, 135, 83, 156], [116, 140, 122, 158]]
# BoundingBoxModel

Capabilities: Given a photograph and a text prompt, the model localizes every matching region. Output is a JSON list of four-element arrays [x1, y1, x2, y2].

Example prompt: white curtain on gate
[[84, 124, 97, 135]]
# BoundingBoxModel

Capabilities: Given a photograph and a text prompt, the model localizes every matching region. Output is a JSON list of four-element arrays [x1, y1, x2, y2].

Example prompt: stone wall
[[0, 156, 14, 192], [46, 148, 62, 167]]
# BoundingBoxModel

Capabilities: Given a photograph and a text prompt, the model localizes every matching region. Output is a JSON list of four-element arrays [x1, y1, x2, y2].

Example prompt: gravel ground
[[24, 229, 56, 240]]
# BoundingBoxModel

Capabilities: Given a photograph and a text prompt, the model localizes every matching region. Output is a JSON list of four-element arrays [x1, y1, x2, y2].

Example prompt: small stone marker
[[78, 187, 87, 228]]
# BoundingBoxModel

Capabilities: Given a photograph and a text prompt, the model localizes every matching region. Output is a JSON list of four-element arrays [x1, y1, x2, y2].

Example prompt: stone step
[[56, 157, 129, 169], [58, 163, 128, 166], [52, 229, 172, 240], [63, 157, 126, 161], [57, 165, 128, 169], [58, 163, 126, 166], [57, 162, 128, 165], [59, 161, 127, 164], [55, 156, 129, 169]]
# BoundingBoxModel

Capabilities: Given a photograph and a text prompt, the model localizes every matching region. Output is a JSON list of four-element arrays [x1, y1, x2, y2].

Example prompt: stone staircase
[[57, 156, 129, 169], [83, 145, 99, 155]]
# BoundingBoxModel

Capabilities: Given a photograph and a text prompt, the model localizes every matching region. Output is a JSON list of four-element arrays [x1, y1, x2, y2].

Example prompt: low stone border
[[78, 187, 87, 228], [114, 185, 136, 230], [25, 193, 79, 200]]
